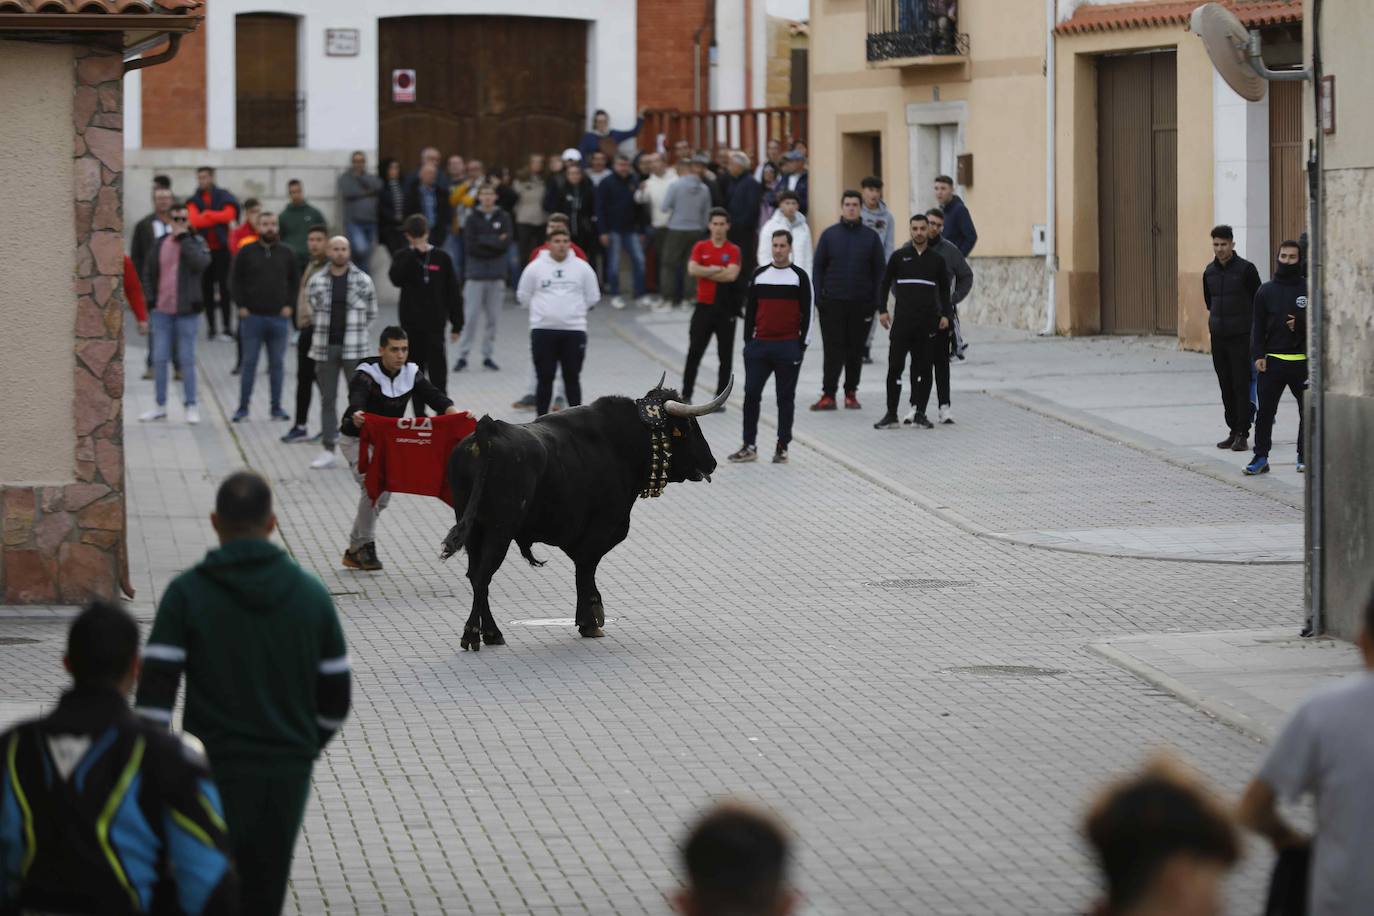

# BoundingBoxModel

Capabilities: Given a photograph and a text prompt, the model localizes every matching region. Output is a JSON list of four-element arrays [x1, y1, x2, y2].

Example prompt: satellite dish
[[1190, 3, 1266, 101]]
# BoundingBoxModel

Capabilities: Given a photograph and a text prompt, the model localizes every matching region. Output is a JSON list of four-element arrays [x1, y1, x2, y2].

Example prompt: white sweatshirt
[[518, 249, 600, 331], [636, 172, 678, 230], [756, 211, 813, 276]]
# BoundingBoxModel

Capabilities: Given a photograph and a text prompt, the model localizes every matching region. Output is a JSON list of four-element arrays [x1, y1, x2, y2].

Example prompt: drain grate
[[943, 665, 1065, 678], [868, 578, 972, 590], [0, 637, 41, 646]]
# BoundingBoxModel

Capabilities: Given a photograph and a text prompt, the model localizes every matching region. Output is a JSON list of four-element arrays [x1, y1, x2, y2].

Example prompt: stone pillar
[[1, 47, 128, 604]]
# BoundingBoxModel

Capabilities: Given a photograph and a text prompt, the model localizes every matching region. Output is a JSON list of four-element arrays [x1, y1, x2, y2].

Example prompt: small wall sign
[[1320, 75, 1335, 135], [392, 69, 416, 103], [325, 29, 360, 57]]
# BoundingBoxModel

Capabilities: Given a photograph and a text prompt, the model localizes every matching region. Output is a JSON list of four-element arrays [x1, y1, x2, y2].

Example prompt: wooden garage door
[[1098, 51, 1178, 335], [379, 16, 587, 169], [236, 14, 299, 148], [1269, 80, 1305, 256]]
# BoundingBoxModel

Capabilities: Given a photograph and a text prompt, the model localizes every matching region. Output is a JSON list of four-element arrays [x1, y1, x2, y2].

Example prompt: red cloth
[[528, 241, 588, 263], [123, 255, 148, 322], [690, 239, 741, 305], [357, 412, 477, 506], [228, 222, 259, 253]]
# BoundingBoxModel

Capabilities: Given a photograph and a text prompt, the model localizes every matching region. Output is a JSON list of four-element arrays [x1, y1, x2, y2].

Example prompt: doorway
[[1097, 50, 1178, 335], [235, 13, 300, 148], [378, 16, 588, 168]]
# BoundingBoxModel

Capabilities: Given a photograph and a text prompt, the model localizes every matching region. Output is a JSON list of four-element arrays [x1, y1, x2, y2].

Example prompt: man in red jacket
[[187, 166, 240, 342]]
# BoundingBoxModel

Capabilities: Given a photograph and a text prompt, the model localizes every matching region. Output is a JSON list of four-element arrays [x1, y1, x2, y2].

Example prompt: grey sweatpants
[[340, 437, 389, 551], [314, 344, 348, 450], [458, 279, 503, 360]]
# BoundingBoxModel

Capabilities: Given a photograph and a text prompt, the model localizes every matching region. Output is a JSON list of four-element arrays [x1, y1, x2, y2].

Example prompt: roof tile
[[1057, 0, 1301, 36], [0, 0, 200, 13]]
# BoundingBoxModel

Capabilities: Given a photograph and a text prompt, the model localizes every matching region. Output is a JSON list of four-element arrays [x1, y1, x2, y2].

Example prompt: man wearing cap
[[659, 154, 713, 309], [776, 150, 809, 215]]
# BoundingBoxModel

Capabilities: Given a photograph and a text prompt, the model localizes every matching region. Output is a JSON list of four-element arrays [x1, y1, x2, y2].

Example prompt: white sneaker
[[610, 295, 628, 310], [640, 295, 659, 309], [653, 299, 674, 314], [310, 450, 338, 470], [901, 406, 918, 426], [938, 405, 954, 425], [139, 407, 167, 422], [185, 405, 200, 425]]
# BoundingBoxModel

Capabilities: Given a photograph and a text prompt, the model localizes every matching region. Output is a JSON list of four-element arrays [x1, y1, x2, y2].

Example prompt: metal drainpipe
[[1307, 0, 1326, 634], [1040, 0, 1058, 336], [123, 33, 182, 73]]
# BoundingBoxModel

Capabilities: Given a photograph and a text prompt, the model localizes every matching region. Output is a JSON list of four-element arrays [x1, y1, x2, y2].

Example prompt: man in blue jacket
[[596, 155, 646, 309], [809, 191, 887, 411], [578, 108, 646, 160], [933, 175, 977, 256]]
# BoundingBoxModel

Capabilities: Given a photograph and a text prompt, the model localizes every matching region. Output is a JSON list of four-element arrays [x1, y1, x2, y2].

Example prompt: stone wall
[[1319, 166, 1374, 639], [961, 256, 1049, 332], [1, 47, 129, 604]]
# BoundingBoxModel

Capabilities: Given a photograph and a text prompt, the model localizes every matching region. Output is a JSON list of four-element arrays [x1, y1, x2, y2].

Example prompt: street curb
[[610, 313, 1302, 566], [1087, 639, 1273, 743], [989, 388, 1304, 511]]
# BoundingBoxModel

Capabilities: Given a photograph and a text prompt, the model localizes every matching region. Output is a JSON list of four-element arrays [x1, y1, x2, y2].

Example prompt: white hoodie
[[756, 210, 813, 276], [517, 249, 600, 331]]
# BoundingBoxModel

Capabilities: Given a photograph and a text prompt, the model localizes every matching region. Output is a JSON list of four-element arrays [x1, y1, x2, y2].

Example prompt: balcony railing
[[866, 0, 969, 63], [642, 107, 808, 167], [236, 93, 304, 149]]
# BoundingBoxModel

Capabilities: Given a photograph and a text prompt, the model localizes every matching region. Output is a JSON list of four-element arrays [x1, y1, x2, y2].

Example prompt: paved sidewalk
[[0, 275, 1327, 914]]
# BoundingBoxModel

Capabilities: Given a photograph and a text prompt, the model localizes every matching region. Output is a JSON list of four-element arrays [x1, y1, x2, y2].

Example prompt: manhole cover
[[510, 618, 619, 627], [943, 665, 1065, 678], [0, 637, 41, 646], [869, 578, 972, 590]]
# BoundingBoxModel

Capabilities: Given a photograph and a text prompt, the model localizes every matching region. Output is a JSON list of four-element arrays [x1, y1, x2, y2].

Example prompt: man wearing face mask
[[1244, 240, 1308, 476]]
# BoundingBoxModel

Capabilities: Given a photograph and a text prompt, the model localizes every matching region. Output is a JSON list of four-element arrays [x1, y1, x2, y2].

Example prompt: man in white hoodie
[[756, 190, 812, 276], [517, 227, 601, 415]]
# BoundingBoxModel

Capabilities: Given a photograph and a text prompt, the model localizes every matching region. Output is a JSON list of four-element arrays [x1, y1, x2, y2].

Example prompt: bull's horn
[[654, 371, 666, 390], [664, 376, 733, 417]]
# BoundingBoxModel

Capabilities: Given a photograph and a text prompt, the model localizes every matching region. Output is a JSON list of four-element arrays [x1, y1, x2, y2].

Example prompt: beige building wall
[[0, 41, 77, 483], [1053, 26, 1216, 349]]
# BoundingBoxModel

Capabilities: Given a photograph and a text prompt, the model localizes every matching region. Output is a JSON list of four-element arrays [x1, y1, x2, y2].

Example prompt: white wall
[[1212, 70, 1271, 278], [138, 0, 637, 153]]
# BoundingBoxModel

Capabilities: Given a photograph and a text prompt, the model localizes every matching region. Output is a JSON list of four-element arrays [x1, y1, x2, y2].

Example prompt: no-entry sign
[[392, 69, 416, 103]]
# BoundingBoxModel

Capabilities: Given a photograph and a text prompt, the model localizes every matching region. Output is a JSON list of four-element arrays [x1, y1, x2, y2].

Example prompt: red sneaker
[[844, 391, 862, 410], [809, 394, 837, 411]]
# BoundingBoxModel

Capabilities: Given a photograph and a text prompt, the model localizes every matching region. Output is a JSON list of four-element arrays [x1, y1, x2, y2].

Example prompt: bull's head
[[643, 372, 732, 484]]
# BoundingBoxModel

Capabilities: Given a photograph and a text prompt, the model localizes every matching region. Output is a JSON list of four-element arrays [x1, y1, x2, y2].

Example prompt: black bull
[[439, 377, 732, 651]]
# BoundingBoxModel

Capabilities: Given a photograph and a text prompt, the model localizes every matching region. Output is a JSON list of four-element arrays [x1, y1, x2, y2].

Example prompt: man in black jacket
[[874, 213, 951, 430], [1203, 225, 1263, 451], [231, 211, 300, 423], [340, 327, 460, 570], [809, 191, 887, 411], [915, 207, 974, 425], [1244, 240, 1307, 476], [389, 214, 464, 403]]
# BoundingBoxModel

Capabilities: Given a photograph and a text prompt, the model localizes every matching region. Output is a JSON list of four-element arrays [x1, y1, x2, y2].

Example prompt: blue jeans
[[151, 311, 199, 406], [345, 221, 377, 275], [238, 314, 290, 413], [604, 231, 646, 297]]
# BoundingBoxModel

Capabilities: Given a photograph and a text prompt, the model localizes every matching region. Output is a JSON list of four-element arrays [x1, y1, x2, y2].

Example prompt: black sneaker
[[727, 445, 758, 463], [482, 358, 501, 371], [281, 426, 309, 443], [453, 358, 468, 372], [1216, 433, 1236, 449], [912, 413, 934, 429], [873, 414, 901, 430], [356, 542, 383, 571], [772, 444, 788, 464], [512, 394, 536, 410]]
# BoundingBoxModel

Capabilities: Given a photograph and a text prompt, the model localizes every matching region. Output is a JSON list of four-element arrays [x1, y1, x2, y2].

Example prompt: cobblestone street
[[6, 288, 1307, 914]]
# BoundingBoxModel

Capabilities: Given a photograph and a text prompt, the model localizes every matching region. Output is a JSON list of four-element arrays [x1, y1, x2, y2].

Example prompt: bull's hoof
[[460, 627, 482, 652], [482, 630, 506, 646], [579, 626, 605, 638], [590, 603, 605, 628]]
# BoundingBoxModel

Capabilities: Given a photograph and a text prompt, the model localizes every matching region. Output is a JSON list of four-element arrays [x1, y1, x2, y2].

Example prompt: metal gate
[[1097, 51, 1178, 335]]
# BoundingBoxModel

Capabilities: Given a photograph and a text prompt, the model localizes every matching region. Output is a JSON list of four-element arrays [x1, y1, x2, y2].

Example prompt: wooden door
[[236, 14, 299, 148], [379, 16, 588, 169], [1269, 79, 1305, 257], [1098, 51, 1178, 335]]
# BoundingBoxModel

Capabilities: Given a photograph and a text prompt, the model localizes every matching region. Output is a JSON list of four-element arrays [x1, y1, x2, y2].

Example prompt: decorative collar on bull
[[635, 372, 733, 499]]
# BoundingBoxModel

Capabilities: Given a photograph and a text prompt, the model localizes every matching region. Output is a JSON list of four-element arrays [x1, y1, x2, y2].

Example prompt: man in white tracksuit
[[756, 189, 812, 276], [517, 226, 601, 416]]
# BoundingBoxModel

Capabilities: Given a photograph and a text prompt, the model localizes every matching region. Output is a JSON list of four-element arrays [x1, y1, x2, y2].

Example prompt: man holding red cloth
[[339, 326, 462, 571]]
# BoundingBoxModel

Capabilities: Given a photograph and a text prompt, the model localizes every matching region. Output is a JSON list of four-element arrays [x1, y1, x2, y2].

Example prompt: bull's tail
[[439, 419, 494, 561]]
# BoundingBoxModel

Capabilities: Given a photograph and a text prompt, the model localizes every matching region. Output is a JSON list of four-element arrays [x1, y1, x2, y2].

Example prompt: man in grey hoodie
[[659, 155, 713, 309], [860, 176, 896, 364], [338, 151, 383, 275]]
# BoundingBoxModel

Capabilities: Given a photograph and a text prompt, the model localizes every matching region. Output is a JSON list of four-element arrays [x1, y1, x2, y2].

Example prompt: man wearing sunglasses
[[139, 204, 211, 424]]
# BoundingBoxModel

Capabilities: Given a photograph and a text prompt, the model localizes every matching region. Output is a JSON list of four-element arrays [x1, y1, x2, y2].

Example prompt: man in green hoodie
[[279, 178, 327, 272], [135, 470, 351, 916]]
